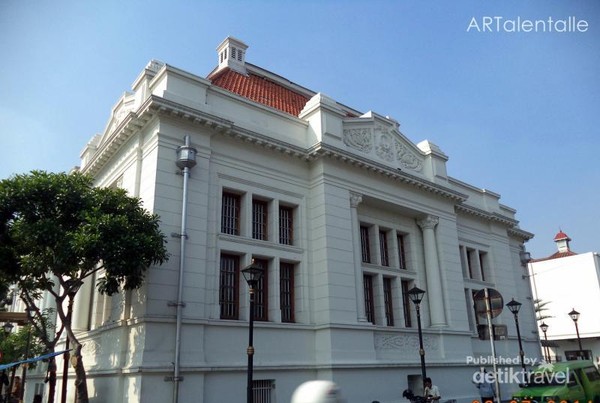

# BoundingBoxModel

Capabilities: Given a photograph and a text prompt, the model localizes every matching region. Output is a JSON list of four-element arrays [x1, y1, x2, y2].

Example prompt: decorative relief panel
[[374, 332, 438, 353], [395, 142, 423, 172], [343, 128, 373, 152], [343, 123, 425, 174], [82, 339, 102, 356], [376, 133, 394, 162], [109, 102, 135, 134]]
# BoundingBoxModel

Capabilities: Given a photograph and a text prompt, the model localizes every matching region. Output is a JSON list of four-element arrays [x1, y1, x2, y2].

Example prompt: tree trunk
[[73, 344, 88, 403], [46, 358, 56, 403]]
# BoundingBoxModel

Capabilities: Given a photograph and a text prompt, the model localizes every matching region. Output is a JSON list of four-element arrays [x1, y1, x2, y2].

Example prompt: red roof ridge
[[531, 250, 578, 262], [208, 67, 310, 117]]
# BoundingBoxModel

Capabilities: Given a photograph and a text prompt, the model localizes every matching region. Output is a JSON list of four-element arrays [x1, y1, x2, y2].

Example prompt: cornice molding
[[455, 203, 522, 228], [508, 227, 535, 241], [83, 95, 469, 202]]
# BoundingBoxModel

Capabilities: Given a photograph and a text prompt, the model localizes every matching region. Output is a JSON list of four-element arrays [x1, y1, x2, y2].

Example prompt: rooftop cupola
[[216, 36, 248, 75], [553, 229, 572, 253]]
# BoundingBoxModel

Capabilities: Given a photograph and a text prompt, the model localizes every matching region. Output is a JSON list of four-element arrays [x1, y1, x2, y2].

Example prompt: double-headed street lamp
[[506, 299, 526, 374], [568, 309, 584, 359], [242, 260, 264, 403], [407, 286, 427, 385], [539, 322, 550, 362]]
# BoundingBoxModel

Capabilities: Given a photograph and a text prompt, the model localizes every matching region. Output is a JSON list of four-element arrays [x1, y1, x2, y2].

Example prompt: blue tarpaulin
[[0, 350, 69, 371]]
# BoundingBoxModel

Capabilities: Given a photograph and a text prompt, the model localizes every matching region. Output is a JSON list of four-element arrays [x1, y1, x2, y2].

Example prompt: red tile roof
[[209, 68, 310, 116], [531, 250, 578, 262], [553, 230, 570, 241]]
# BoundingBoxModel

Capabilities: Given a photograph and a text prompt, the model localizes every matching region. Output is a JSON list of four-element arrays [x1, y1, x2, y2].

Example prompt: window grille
[[219, 254, 239, 319], [364, 275, 375, 324], [280, 262, 295, 323], [252, 258, 269, 321], [397, 234, 407, 269], [383, 277, 394, 326], [360, 226, 371, 263], [401, 280, 412, 327], [253, 379, 275, 403], [279, 206, 293, 245], [379, 230, 389, 266], [221, 192, 240, 235], [252, 199, 268, 240]]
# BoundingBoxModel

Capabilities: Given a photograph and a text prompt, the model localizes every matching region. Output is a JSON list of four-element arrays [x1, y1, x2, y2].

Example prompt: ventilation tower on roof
[[216, 36, 248, 75]]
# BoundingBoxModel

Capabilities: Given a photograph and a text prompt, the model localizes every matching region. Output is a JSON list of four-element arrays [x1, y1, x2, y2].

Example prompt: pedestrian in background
[[474, 368, 495, 403]]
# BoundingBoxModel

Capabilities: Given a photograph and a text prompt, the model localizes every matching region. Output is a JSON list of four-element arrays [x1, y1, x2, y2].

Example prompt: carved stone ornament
[[376, 134, 394, 162], [417, 215, 439, 230], [396, 142, 423, 172], [343, 128, 373, 152], [350, 192, 363, 208], [110, 104, 134, 133], [82, 339, 102, 356], [374, 333, 439, 352]]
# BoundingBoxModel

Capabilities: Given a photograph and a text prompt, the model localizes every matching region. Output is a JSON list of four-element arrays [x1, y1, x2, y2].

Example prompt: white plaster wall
[[54, 61, 536, 403]]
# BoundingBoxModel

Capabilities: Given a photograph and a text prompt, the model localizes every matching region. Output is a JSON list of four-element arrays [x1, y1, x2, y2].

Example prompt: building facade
[[528, 231, 600, 364], [27, 37, 537, 403]]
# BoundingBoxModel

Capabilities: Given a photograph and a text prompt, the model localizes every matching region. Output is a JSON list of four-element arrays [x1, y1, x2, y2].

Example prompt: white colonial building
[[27, 37, 538, 403], [528, 231, 600, 363]]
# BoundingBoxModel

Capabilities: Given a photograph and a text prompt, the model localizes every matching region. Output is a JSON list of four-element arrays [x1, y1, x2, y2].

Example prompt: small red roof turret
[[553, 230, 571, 242]]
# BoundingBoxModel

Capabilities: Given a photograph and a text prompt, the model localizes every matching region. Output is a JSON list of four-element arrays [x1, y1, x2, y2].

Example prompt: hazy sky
[[1, 0, 598, 258]]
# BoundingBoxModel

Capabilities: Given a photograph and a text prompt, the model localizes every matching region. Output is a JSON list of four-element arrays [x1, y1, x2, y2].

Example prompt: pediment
[[98, 92, 136, 147], [342, 112, 425, 175]]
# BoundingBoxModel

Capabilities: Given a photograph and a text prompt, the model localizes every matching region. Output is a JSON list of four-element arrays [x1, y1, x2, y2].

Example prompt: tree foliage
[[0, 170, 169, 402], [535, 298, 554, 322]]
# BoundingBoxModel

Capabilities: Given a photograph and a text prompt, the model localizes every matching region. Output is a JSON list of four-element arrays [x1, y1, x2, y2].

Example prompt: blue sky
[[1, 0, 598, 258]]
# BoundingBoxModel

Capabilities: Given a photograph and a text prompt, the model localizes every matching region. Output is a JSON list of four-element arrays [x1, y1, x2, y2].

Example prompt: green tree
[[0, 171, 169, 403], [535, 298, 553, 322]]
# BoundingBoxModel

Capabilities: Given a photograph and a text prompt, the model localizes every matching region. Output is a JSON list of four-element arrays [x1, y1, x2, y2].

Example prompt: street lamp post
[[568, 309, 584, 359], [242, 261, 264, 403], [540, 322, 550, 362], [506, 299, 527, 374], [407, 286, 427, 386]]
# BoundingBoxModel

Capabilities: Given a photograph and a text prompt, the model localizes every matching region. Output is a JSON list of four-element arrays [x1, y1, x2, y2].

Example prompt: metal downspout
[[173, 135, 197, 403]]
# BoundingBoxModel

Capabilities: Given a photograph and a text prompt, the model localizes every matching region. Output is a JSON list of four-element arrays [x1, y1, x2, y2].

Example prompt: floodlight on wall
[[175, 135, 197, 169], [519, 250, 532, 265]]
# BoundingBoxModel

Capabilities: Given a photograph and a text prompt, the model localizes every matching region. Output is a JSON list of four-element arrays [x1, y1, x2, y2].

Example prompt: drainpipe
[[171, 135, 197, 403]]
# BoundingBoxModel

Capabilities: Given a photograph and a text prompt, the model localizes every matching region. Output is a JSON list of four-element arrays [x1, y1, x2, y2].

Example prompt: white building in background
[[528, 230, 600, 363], [27, 37, 537, 403]]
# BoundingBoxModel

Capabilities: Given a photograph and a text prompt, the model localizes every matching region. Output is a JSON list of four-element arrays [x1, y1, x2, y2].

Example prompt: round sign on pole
[[473, 288, 504, 318]]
